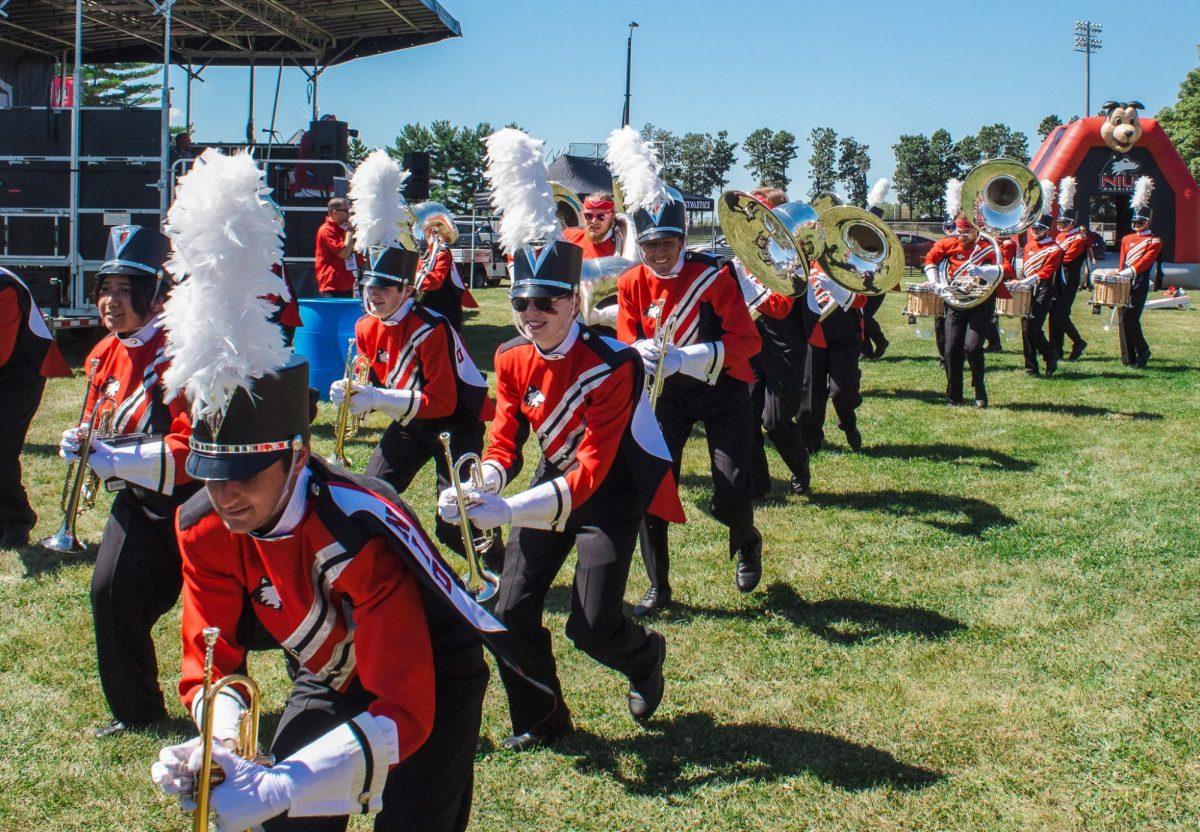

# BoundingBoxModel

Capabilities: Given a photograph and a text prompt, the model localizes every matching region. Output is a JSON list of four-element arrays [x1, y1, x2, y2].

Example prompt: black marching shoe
[[1045, 353, 1058, 377], [628, 632, 667, 722], [974, 391, 989, 409], [1067, 340, 1087, 361], [95, 719, 130, 739], [501, 720, 573, 752], [632, 585, 671, 617], [873, 337, 889, 360], [733, 529, 763, 593], [1024, 367, 1039, 376], [790, 458, 811, 496], [0, 524, 32, 548], [840, 424, 862, 451]]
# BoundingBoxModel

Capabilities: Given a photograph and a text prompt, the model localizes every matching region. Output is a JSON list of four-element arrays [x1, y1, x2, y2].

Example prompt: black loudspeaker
[[81, 108, 162, 157], [0, 161, 69, 208], [80, 161, 159, 208], [309, 119, 349, 163], [404, 151, 430, 201]]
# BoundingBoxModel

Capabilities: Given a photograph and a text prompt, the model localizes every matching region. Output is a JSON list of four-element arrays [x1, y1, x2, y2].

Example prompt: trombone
[[438, 432, 500, 603], [329, 338, 372, 469], [193, 626, 270, 832], [41, 388, 117, 553]]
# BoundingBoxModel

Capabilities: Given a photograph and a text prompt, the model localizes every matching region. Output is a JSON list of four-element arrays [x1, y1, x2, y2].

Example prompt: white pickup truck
[[452, 217, 507, 287]]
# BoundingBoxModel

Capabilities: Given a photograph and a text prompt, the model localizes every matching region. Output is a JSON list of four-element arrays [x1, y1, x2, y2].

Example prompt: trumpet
[[329, 338, 372, 469], [645, 300, 678, 408], [41, 389, 117, 553], [193, 626, 270, 832], [438, 433, 500, 603]]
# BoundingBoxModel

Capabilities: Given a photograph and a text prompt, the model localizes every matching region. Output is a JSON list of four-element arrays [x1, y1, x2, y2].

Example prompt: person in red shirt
[[561, 192, 627, 259], [1113, 181, 1163, 367], [1051, 178, 1090, 361], [1017, 208, 1063, 376], [330, 242, 499, 568], [615, 183, 764, 615], [313, 198, 360, 297], [53, 226, 200, 738], [0, 267, 70, 547]]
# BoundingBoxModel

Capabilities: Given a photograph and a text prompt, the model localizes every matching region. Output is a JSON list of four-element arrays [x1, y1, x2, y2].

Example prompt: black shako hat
[[360, 243, 420, 288], [1057, 208, 1078, 225], [98, 225, 171, 279], [632, 187, 688, 242], [509, 239, 583, 298], [1132, 205, 1154, 223], [186, 354, 311, 481]]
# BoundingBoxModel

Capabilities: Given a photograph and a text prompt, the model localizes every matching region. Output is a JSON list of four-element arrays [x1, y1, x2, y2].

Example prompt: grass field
[[2, 289, 1198, 831]]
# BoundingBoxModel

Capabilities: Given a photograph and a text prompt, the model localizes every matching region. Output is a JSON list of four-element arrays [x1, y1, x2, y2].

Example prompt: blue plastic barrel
[[294, 298, 364, 401]]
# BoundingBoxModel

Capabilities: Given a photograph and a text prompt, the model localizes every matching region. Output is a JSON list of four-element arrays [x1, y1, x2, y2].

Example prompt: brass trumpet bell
[[814, 205, 905, 295], [550, 182, 583, 228], [961, 159, 1044, 237], [719, 191, 808, 297], [411, 201, 459, 245]]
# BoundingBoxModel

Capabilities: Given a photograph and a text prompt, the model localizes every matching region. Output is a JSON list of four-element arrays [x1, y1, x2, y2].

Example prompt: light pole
[[1073, 20, 1103, 119], [621, 21, 639, 127]]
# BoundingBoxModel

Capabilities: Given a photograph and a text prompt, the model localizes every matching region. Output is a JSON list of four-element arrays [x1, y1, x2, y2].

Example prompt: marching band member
[[608, 126, 763, 616], [800, 262, 867, 452], [1114, 177, 1162, 368], [859, 179, 892, 360], [928, 183, 962, 368], [148, 149, 536, 832], [414, 210, 477, 332], [335, 151, 498, 568], [739, 186, 810, 497], [1017, 183, 1063, 377], [984, 236, 1018, 353], [924, 213, 1003, 408], [55, 226, 199, 738], [561, 192, 627, 259], [437, 129, 683, 751], [0, 267, 70, 547], [1051, 177, 1089, 361]]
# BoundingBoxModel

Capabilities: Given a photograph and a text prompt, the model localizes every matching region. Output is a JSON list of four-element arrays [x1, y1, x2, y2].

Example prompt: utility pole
[[621, 21, 639, 127], [1073, 20, 1103, 119]]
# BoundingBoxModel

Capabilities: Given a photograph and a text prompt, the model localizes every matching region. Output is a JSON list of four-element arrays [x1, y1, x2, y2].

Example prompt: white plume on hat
[[1040, 178, 1056, 213], [1131, 176, 1154, 210], [944, 178, 963, 218], [605, 125, 670, 214], [161, 149, 288, 418], [1058, 176, 1077, 211], [867, 177, 890, 210], [484, 128, 559, 255], [348, 149, 411, 251]]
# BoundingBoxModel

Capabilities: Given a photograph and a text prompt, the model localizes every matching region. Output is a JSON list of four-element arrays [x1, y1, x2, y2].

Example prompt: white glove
[[202, 744, 293, 832], [964, 264, 984, 278], [329, 378, 350, 404], [922, 264, 939, 284], [676, 342, 723, 384], [85, 437, 118, 482], [59, 424, 87, 462], [151, 737, 202, 809], [591, 304, 619, 327], [632, 338, 658, 370], [637, 340, 683, 379], [437, 483, 482, 524], [463, 490, 512, 530], [350, 385, 419, 422]]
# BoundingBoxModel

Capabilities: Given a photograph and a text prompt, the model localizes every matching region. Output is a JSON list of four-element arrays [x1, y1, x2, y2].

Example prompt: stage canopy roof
[[0, 0, 462, 66]]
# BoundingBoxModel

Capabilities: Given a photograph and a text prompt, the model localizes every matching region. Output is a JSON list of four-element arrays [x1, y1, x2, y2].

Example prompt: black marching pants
[[1118, 274, 1152, 366], [366, 422, 503, 571], [1049, 260, 1084, 356], [495, 514, 660, 736], [640, 374, 757, 590], [860, 293, 888, 357], [0, 372, 44, 531], [800, 344, 862, 452], [263, 658, 487, 832], [749, 324, 809, 494], [944, 297, 995, 402], [91, 486, 194, 725], [934, 314, 946, 363], [1021, 278, 1056, 372]]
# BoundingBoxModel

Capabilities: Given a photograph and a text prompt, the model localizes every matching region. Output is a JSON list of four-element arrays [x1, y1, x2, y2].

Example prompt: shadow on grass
[[806, 489, 1015, 537], [565, 711, 944, 794], [16, 540, 97, 578], [20, 442, 63, 459], [861, 388, 949, 405], [861, 442, 1036, 471], [994, 401, 1163, 420]]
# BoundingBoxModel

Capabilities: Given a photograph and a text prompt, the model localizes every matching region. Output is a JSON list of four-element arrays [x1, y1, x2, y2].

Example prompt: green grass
[[2, 289, 1198, 830]]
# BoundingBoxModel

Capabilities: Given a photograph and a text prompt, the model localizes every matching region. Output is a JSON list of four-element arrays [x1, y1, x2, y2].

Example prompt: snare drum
[[905, 284, 944, 318], [1091, 273, 1132, 307], [996, 283, 1032, 317]]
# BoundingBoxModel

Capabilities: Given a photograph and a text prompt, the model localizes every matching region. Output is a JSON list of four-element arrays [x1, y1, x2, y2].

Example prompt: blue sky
[[175, 0, 1200, 197]]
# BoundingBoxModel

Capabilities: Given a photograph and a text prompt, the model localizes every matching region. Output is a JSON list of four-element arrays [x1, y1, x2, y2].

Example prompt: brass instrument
[[437, 433, 500, 603], [41, 389, 117, 553], [646, 300, 678, 408], [329, 338, 372, 469], [411, 201, 459, 245], [550, 182, 583, 228], [939, 159, 1043, 310], [193, 626, 269, 832], [579, 255, 636, 327]]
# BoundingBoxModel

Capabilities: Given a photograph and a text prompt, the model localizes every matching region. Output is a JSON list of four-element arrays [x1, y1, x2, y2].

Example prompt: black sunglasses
[[511, 296, 560, 313], [583, 212, 611, 221]]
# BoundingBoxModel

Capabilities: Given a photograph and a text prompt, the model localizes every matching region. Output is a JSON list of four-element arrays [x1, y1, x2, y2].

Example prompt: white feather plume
[[1131, 176, 1154, 210], [867, 177, 890, 210], [1058, 176, 1077, 211], [484, 128, 559, 255], [348, 149, 410, 251], [944, 178, 963, 218], [605, 125, 670, 214], [1040, 178, 1056, 212], [160, 149, 288, 418]]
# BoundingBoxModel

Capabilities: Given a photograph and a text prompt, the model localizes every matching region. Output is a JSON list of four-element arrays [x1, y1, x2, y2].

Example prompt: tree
[[1157, 61, 1200, 180], [929, 129, 958, 183], [808, 127, 838, 202], [641, 123, 682, 186], [952, 134, 982, 172], [744, 127, 797, 190], [1037, 114, 1064, 140], [836, 136, 871, 207], [893, 133, 939, 218], [348, 136, 370, 167], [675, 130, 739, 196], [975, 123, 1029, 163], [709, 130, 738, 193], [82, 63, 161, 106]]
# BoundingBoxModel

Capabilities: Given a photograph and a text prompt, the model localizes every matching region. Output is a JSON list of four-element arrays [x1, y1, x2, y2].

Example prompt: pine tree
[[82, 63, 162, 107]]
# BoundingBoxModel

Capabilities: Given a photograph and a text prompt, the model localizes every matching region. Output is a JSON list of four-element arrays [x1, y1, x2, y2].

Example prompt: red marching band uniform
[[1016, 213, 1064, 376]]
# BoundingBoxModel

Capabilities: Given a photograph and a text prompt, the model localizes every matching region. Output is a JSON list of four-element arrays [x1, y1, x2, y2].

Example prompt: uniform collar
[[117, 317, 161, 347], [252, 465, 312, 539], [534, 320, 580, 360], [1137, 229, 1153, 237], [380, 299, 413, 326]]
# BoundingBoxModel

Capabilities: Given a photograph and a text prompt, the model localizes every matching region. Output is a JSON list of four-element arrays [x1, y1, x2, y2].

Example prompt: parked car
[[687, 235, 734, 263], [451, 218, 507, 286], [895, 231, 937, 269]]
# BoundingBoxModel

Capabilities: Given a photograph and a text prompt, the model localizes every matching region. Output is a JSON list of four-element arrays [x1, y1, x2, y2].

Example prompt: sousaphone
[[550, 182, 584, 228], [411, 201, 459, 245]]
